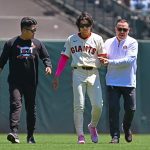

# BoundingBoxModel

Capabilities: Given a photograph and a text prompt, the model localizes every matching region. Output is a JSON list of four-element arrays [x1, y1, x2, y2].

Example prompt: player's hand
[[98, 57, 109, 65], [98, 53, 108, 65], [52, 76, 59, 90], [45, 67, 52, 75]]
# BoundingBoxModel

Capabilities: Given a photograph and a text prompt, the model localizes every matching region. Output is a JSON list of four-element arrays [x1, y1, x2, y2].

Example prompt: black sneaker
[[27, 136, 36, 144], [122, 125, 132, 143], [7, 133, 20, 143], [109, 136, 119, 144]]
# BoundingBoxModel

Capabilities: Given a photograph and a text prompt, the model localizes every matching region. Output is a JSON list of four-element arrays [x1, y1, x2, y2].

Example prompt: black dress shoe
[[124, 129, 132, 143], [122, 124, 132, 143], [27, 136, 36, 144], [109, 136, 119, 144]]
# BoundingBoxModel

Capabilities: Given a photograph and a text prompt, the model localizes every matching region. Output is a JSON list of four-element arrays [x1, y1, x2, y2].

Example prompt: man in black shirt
[[0, 17, 52, 144]]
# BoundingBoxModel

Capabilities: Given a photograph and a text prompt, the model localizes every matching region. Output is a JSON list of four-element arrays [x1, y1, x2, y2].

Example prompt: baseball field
[[0, 134, 150, 150]]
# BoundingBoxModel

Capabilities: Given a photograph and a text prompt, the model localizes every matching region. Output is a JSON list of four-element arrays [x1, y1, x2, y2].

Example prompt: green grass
[[0, 134, 150, 150]]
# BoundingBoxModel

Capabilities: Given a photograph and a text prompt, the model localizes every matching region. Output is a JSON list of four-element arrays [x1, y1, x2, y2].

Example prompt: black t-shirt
[[0, 36, 52, 85]]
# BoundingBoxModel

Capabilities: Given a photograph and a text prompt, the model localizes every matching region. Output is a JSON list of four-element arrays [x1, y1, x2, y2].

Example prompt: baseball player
[[52, 12, 106, 144]]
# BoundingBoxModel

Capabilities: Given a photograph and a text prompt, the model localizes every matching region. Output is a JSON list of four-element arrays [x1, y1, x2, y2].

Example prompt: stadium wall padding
[[0, 40, 150, 134]]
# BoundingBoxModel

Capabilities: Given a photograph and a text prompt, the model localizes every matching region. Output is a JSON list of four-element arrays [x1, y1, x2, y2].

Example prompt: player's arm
[[52, 54, 69, 90], [107, 41, 138, 66], [0, 41, 10, 73], [97, 37, 108, 65], [38, 40, 52, 74]]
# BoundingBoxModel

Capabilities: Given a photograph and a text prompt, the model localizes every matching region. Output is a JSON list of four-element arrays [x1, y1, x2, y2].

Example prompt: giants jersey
[[61, 32, 105, 68]]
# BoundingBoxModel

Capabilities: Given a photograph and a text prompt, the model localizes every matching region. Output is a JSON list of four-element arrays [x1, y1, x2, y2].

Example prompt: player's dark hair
[[116, 18, 129, 26], [21, 17, 37, 30], [76, 12, 93, 30]]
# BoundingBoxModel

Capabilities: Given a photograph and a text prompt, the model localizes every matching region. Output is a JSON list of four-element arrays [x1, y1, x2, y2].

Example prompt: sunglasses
[[25, 28, 36, 33], [79, 24, 91, 28], [117, 27, 128, 32]]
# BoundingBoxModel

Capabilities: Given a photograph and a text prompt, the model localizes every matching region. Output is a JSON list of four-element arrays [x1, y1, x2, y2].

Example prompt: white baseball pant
[[72, 67, 103, 136]]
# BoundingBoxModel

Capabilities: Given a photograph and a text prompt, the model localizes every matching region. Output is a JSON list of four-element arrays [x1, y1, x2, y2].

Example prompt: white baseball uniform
[[61, 32, 105, 136]]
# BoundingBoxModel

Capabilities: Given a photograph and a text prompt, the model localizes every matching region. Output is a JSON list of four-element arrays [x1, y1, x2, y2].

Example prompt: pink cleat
[[88, 124, 98, 143], [78, 135, 85, 144]]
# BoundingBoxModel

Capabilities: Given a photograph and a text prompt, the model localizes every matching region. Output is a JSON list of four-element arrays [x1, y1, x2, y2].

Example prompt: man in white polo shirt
[[99, 19, 138, 144]]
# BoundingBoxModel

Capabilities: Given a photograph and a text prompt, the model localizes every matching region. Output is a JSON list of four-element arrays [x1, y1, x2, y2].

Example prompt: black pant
[[9, 83, 37, 136], [107, 86, 136, 138]]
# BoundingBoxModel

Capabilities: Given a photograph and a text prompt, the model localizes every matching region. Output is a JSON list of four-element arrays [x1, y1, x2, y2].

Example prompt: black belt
[[74, 66, 93, 70]]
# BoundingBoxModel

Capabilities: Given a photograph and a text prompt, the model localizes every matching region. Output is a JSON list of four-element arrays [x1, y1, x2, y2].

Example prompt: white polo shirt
[[104, 36, 138, 87]]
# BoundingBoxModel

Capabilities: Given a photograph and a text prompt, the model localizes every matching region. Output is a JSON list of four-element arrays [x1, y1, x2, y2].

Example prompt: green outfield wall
[[0, 40, 150, 134]]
